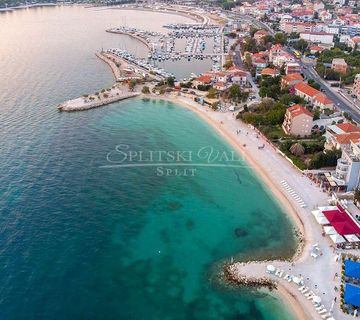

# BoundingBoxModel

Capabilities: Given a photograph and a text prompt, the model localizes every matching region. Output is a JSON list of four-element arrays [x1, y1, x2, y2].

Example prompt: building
[[282, 104, 313, 137], [230, 71, 248, 86], [309, 45, 324, 54], [273, 52, 295, 68], [280, 21, 315, 34], [353, 74, 360, 98], [300, 32, 334, 44], [332, 58, 348, 74], [313, 94, 334, 110], [269, 44, 284, 63], [253, 30, 268, 43], [285, 62, 301, 75], [213, 81, 228, 91], [294, 82, 321, 104], [261, 67, 278, 77], [325, 122, 360, 150], [193, 75, 212, 88], [332, 139, 360, 191], [281, 73, 304, 89]]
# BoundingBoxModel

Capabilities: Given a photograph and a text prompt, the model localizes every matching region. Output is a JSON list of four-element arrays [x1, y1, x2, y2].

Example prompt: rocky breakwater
[[58, 85, 140, 112], [223, 262, 277, 291]]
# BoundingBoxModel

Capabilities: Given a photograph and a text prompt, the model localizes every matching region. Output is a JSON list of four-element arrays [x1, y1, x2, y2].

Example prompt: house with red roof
[[282, 104, 313, 137], [281, 73, 304, 89], [313, 94, 334, 110], [294, 82, 322, 104], [325, 122, 360, 150], [261, 67, 278, 77], [253, 30, 269, 43], [213, 81, 229, 91], [229, 71, 248, 87], [269, 44, 284, 63], [193, 75, 213, 88], [309, 45, 324, 54]]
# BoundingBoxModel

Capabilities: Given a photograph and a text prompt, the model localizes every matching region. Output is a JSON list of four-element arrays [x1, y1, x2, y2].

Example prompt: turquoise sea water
[[0, 6, 297, 319]]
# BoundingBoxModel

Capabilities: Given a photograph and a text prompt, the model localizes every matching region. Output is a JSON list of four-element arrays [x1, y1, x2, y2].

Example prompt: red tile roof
[[282, 73, 304, 82], [261, 68, 277, 76], [287, 104, 313, 118], [314, 94, 333, 105], [336, 123, 360, 133], [335, 133, 360, 145], [294, 82, 320, 97], [195, 75, 212, 83]]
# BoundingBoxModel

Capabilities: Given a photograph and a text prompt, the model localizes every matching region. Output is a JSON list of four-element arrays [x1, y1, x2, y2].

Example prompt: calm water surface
[[0, 6, 297, 319]]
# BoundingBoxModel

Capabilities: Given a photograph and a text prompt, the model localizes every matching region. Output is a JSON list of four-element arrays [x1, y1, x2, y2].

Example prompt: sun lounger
[[301, 287, 309, 294], [315, 306, 323, 311], [319, 309, 327, 315], [306, 292, 315, 299], [279, 270, 284, 277], [321, 313, 331, 319], [298, 286, 305, 291], [287, 276, 292, 282], [283, 274, 289, 280]]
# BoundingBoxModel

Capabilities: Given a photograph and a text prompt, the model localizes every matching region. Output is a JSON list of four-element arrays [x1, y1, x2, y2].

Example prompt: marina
[[107, 23, 224, 75]]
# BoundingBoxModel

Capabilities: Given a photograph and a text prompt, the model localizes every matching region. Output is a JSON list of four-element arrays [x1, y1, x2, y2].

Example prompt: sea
[[0, 5, 297, 319]]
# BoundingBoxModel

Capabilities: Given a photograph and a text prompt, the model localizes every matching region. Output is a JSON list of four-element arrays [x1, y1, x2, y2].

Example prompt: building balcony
[[331, 172, 347, 186], [336, 158, 350, 172]]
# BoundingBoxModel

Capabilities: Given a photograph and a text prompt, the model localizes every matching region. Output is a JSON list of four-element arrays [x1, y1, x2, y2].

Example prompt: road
[[233, 45, 260, 100], [300, 59, 360, 123], [230, 12, 360, 123]]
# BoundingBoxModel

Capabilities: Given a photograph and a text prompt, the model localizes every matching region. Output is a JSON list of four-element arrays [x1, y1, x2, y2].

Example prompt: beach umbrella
[[315, 215, 329, 225], [344, 234, 360, 242], [323, 226, 337, 235], [312, 296, 321, 304], [292, 277, 302, 285], [330, 234, 346, 244], [266, 265, 276, 273]]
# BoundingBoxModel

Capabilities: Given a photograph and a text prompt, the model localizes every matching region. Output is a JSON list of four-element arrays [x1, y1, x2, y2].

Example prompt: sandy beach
[[147, 93, 344, 320]]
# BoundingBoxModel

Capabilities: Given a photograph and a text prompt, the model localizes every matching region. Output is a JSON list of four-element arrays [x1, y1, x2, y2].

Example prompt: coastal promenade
[[95, 52, 122, 81], [112, 5, 208, 25], [153, 93, 349, 320]]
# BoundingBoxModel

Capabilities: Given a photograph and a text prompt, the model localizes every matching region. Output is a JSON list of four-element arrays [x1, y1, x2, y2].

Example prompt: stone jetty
[[58, 89, 140, 112], [223, 263, 277, 291]]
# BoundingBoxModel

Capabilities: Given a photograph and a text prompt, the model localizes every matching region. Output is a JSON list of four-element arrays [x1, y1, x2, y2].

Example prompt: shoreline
[[151, 94, 306, 244], [142, 93, 329, 320], [109, 6, 207, 24]]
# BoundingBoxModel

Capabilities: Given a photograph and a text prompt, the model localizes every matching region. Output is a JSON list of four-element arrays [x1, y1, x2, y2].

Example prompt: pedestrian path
[[280, 180, 307, 208]]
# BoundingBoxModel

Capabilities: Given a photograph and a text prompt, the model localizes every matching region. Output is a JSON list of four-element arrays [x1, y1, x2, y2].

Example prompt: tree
[[128, 79, 137, 91], [223, 60, 234, 69], [207, 88, 218, 99], [274, 33, 288, 45], [308, 79, 321, 90], [142, 86, 150, 94], [166, 77, 175, 87], [293, 39, 308, 53]]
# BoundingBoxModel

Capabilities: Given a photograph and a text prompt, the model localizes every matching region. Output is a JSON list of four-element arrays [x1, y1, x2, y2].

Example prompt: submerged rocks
[[234, 227, 248, 238]]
